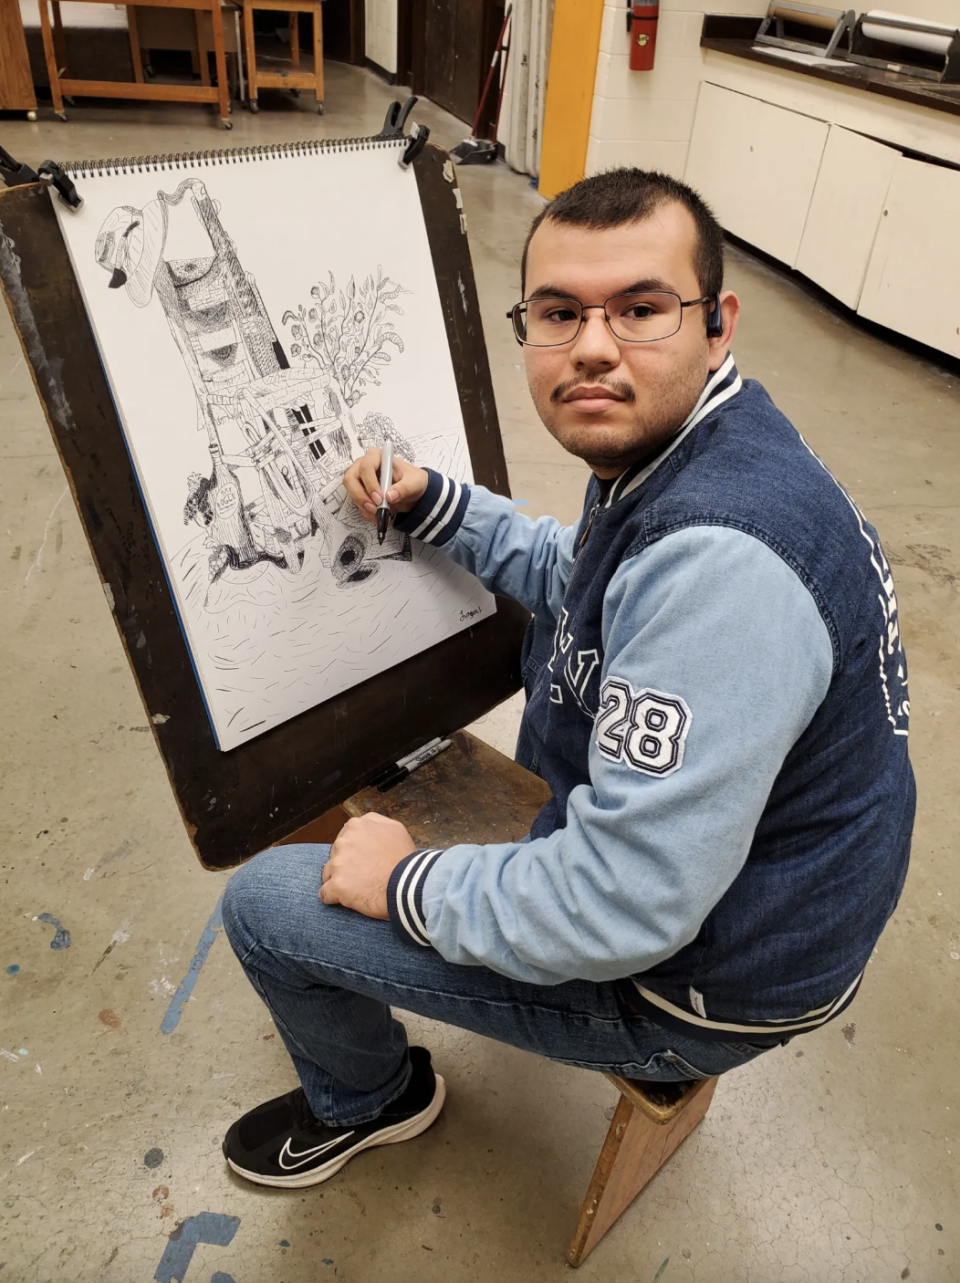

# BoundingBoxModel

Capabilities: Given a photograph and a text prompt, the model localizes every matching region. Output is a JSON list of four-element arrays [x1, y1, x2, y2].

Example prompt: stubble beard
[[535, 357, 709, 475]]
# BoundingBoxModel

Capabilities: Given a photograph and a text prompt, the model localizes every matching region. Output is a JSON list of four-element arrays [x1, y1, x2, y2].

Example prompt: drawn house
[[93, 178, 403, 588]]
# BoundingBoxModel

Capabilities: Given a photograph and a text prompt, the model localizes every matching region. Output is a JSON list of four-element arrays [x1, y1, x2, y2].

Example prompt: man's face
[[521, 202, 737, 478]]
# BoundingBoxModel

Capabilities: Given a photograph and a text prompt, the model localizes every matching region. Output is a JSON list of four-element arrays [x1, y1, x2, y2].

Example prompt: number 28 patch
[[595, 678, 692, 777]]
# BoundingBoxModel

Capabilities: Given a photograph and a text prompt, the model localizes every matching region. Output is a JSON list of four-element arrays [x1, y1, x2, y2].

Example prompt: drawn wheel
[[27, 110, 37, 122], [316, 101, 324, 115]]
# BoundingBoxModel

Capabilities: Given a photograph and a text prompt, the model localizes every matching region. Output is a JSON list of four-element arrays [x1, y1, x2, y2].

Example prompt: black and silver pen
[[376, 439, 394, 545]]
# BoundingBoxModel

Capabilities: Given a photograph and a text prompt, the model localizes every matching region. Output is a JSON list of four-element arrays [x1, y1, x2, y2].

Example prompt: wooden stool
[[288, 730, 719, 1264], [236, 0, 324, 114], [567, 1073, 718, 1266]]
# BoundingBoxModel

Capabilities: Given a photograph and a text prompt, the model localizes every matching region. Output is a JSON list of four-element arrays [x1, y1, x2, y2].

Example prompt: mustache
[[550, 377, 636, 405]]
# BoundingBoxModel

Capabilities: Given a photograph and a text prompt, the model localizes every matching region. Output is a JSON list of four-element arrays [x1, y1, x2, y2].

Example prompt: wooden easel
[[0, 139, 527, 868]]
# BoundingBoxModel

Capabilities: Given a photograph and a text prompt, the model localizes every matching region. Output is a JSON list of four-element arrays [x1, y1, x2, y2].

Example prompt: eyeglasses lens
[[518, 292, 683, 346]]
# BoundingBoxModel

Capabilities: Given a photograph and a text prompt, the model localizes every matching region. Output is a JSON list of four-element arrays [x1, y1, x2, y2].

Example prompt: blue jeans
[[221, 843, 771, 1126]]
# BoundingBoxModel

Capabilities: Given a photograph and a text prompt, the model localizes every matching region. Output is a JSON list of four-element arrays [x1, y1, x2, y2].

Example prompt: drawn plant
[[283, 266, 408, 414]]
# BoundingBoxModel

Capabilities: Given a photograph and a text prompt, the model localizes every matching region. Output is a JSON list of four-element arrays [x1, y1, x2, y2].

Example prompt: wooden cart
[[237, 0, 324, 114], [38, 0, 233, 128]]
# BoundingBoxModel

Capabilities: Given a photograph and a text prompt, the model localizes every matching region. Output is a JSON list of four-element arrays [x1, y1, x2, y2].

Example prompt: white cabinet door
[[795, 126, 900, 310], [859, 157, 960, 360], [684, 82, 828, 267]]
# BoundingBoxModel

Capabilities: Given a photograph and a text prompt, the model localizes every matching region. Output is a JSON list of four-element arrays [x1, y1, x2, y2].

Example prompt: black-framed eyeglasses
[[506, 290, 714, 347]]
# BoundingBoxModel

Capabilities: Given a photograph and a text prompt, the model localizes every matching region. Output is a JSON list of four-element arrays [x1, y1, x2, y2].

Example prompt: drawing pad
[[52, 139, 495, 750]]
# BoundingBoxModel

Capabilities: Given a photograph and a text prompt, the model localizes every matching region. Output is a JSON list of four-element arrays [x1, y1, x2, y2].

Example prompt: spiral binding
[[60, 134, 407, 180]]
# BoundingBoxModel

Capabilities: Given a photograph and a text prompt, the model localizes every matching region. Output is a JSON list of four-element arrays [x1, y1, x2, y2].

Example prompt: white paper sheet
[[53, 143, 495, 750]]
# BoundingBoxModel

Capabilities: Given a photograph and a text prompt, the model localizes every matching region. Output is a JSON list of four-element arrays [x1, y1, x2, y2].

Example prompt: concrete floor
[[1, 62, 958, 1283]]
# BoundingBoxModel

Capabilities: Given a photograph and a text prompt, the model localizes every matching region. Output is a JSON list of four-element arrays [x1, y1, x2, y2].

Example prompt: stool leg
[[243, 2, 258, 109], [210, 0, 230, 124], [312, 2, 323, 111], [39, 0, 65, 118], [194, 10, 211, 86], [567, 1078, 718, 1267], [126, 6, 144, 83]]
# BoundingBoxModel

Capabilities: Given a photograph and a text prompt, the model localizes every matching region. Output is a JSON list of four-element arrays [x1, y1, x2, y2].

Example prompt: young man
[[220, 169, 914, 1190]]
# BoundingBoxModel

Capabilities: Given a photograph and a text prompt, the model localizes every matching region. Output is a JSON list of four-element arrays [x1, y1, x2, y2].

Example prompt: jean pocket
[[621, 1049, 712, 1082]]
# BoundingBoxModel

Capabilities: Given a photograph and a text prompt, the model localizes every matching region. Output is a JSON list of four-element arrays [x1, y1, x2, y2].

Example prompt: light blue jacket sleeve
[[392, 468, 576, 623], [387, 525, 834, 985]]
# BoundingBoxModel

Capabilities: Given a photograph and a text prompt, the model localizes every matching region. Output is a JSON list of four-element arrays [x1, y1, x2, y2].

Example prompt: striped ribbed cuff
[[387, 848, 446, 947], [393, 469, 470, 546]]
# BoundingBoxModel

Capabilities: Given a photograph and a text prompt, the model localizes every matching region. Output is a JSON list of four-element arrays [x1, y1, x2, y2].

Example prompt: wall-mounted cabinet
[[858, 158, 960, 361], [685, 80, 960, 362], [684, 83, 827, 268], [794, 126, 899, 312]]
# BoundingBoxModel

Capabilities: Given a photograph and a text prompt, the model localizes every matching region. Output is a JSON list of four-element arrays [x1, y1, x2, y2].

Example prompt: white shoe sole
[[226, 1074, 447, 1189]]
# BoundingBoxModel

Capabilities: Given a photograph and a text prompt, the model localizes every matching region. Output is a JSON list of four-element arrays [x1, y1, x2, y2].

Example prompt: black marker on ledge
[[376, 439, 394, 545], [377, 738, 452, 792]]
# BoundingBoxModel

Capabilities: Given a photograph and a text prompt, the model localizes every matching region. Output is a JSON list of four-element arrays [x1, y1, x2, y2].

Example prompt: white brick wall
[[586, 2, 739, 180], [586, 0, 960, 183], [366, 0, 398, 74]]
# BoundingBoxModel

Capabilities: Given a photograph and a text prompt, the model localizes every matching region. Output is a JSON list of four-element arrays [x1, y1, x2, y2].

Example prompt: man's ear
[[707, 290, 740, 371]]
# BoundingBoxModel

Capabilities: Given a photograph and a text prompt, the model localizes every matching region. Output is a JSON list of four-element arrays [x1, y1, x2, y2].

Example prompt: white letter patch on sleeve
[[595, 678, 692, 777]]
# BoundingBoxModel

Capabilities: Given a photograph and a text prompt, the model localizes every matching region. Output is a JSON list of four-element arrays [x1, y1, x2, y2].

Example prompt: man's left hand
[[320, 813, 418, 919]]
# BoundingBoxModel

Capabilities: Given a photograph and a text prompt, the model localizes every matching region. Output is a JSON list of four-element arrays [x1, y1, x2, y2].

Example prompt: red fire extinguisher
[[628, 0, 659, 70]]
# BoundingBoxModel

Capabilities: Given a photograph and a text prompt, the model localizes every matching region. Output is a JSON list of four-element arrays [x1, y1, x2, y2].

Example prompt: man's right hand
[[343, 448, 430, 525]]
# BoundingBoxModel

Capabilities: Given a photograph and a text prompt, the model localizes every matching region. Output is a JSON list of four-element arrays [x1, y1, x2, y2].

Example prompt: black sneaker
[[222, 1046, 445, 1188]]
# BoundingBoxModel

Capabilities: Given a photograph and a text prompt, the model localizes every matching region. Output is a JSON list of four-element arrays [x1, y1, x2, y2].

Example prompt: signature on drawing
[[460, 606, 483, 622]]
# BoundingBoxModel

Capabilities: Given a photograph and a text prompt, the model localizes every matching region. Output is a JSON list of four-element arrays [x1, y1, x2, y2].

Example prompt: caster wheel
[[249, 100, 259, 113], [290, 88, 299, 97], [316, 101, 324, 115], [27, 110, 37, 122], [222, 119, 233, 129], [56, 111, 68, 121]]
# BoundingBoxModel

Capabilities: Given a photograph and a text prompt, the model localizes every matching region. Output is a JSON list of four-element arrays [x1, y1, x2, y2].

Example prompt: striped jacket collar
[[601, 354, 742, 510]]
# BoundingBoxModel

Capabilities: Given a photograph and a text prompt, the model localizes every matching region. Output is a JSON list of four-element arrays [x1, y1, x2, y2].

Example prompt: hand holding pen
[[343, 446, 429, 530]]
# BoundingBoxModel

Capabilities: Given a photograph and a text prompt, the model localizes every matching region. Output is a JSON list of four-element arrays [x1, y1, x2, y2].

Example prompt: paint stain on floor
[[35, 913, 71, 950], [98, 1009, 121, 1029], [842, 1023, 857, 1045], [153, 1185, 175, 1218], [144, 1148, 164, 1169]]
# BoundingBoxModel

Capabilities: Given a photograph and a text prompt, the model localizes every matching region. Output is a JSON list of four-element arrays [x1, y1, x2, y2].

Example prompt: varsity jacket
[[386, 356, 915, 1044]]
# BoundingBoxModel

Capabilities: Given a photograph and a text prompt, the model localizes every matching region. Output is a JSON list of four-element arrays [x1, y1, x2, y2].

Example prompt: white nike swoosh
[[278, 1132, 355, 1171]]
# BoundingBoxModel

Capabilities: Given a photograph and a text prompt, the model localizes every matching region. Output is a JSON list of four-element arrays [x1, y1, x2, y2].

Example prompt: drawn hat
[[94, 198, 167, 308]]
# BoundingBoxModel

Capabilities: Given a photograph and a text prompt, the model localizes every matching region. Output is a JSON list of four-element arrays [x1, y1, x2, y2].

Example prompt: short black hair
[[521, 168, 724, 300]]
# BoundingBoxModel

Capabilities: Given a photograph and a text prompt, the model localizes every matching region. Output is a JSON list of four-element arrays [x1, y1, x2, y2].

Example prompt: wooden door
[[417, 0, 503, 130], [322, 0, 364, 65]]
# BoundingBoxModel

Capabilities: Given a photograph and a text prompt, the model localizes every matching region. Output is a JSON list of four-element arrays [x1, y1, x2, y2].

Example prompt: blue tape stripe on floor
[[160, 897, 223, 1036], [154, 1212, 239, 1282]]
